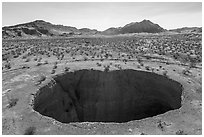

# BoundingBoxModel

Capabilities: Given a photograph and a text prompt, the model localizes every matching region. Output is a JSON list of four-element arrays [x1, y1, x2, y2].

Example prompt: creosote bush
[[182, 68, 191, 76], [163, 70, 168, 77], [24, 126, 36, 135], [64, 67, 70, 72], [96, 62, 102, 67], [104, 65, 110, 72], [51, 69, 56, 74], [7, 98, 19, 108], [5, 63, 11, 69], [145, 66, 150, 71]]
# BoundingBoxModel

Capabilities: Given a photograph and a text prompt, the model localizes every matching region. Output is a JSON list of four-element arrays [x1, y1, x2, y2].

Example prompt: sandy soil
[[2, 55, 202, 134]]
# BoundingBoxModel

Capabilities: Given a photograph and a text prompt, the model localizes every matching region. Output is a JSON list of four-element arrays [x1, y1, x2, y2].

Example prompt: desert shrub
[[163, 71, 168, 77], [137, 57, 142, 64], [189, 61, 196, 68], [84, 56, 88, 61], [22, 65, 30, 69], [5, 63, 11, 69], [24, 126, 36, 135], [105, 53, 109, 59], [61, 54, 64, 60], [157, 120, 165, 131], [64, 67, 70, 72], [13, 55, 19, 58], [53, 63, 57, 69], [22, 55, 27, 59], [38, 57, 42, 62], [8, 98, 19, 108], [25, 58, 30, 62], [104, 65, 110, 72], [96, 62, 102, 67], [44, 60, 48, 64], [176, 130, 186, 135], [51, 69, 56, 74], [140, 133, 146, 135], [34, 57, 38, 61], [189, 55, 197, 68], [2, 55, 9, 61], [145, 66, 150, 71], [35, 75, 46, 85], [145, 56, 151, 59], [38, 75, 46, 82], [36, 62, 42, 66], [115, 64, 121, 69], [123, 59, 127, 62], [182, 68, 191, 76]]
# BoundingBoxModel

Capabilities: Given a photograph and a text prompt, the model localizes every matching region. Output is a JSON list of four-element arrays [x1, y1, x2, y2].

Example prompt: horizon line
[[2, 19, 202, 31]]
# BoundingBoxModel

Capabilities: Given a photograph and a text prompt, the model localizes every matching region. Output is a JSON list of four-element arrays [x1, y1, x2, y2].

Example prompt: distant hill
[[102, 20, 165, 35], [101, 27, 119, 35], [169, 27, 202, 33], [78, 28, 98, 35], [2, 19, 201, 39], [2, 20, 98, 39]]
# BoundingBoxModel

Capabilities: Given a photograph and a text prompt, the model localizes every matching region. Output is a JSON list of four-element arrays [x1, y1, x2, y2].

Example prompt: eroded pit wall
[[33, 69, 183, 123]]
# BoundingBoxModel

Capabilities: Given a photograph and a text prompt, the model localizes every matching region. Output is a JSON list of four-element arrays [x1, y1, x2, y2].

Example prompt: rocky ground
[[2, 34, 202, 135]]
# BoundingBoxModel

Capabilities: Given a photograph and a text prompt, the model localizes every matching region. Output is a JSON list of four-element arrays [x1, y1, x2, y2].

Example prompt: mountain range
[[2, 19, 201, 39]]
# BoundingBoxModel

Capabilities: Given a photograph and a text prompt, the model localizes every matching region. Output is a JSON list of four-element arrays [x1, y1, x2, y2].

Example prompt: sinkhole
[[33, 69, 183, 123]]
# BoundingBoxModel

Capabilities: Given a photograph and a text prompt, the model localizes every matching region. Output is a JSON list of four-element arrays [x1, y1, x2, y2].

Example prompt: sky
[[2, 2, 202, 31]]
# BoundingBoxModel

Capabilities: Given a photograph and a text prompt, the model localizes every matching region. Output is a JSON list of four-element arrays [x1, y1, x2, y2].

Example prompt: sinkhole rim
[[33, 69, 183, 123]]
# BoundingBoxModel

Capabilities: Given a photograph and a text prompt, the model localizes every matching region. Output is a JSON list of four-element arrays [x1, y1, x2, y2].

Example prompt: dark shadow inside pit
[[33, 69, 183, 123]]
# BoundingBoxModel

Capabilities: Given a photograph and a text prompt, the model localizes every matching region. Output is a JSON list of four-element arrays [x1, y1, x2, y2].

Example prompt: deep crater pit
[[33, 69, 183, 123]]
